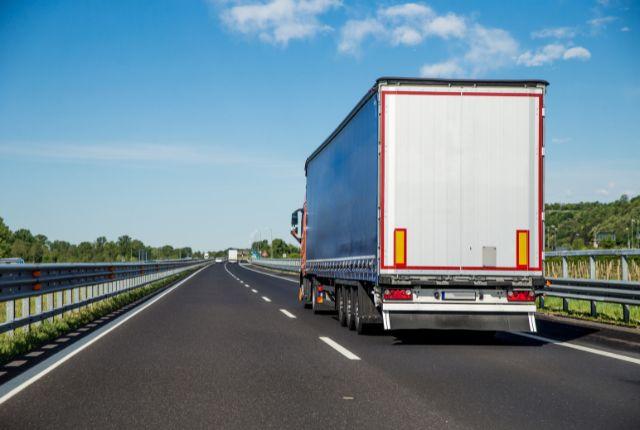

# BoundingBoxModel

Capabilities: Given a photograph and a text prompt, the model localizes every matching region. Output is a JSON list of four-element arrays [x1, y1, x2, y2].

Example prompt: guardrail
[[249, 258, 300, 274], [545, 249, 639, 281], [541, 278, 640, 323], [0, 259, 209, 334]]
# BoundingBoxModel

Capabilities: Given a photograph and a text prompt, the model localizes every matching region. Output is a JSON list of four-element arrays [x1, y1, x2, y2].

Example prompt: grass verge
[[538, 297, 640, 328], [0, 268, 197, 366]]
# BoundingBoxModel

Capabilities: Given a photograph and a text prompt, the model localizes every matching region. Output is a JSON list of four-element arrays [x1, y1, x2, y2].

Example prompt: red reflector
[[507, 290, 535, 302], [383, 288, 412, 301]]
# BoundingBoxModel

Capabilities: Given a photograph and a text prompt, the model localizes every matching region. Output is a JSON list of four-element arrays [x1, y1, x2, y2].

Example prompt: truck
[[228, 249, 238, 263], [290, 77, 547, 334]]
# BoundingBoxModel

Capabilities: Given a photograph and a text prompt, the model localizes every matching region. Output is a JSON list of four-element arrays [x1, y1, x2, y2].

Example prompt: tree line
[[546, 194, 640, 250], [0, 217, 202, 263], [251, 239, 300, 258]]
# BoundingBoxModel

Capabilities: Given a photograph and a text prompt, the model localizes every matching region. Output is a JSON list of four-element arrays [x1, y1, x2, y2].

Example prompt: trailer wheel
[[312, 283, 321, 314], [347, 287, 356, 331], [354, 290, 366, 334], [338, 286, 347, 326], [303, 278, 312, 309]]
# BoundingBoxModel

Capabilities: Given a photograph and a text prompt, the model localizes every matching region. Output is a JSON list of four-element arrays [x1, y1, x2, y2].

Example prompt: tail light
[[383, 288, 412, 300], [507, 290, 535, 302]]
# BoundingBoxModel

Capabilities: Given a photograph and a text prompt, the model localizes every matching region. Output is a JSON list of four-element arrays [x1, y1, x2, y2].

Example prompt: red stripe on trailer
[[379, 90, 544, 272]]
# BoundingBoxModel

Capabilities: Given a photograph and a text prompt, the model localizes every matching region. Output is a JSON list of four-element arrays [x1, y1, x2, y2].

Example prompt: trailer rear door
[[379, 85, 544, 276]]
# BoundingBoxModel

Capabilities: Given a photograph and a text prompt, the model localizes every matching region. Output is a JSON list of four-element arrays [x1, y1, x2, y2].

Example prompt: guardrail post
[[33, 294, 42, 327], [589, 256, 596, 279], [562, 298, 569, 312], [5, 300, 15, 336], [590, 301, 597, 318], [21, 297, 29, 330], [621, 256, 629, 281], [622, 304, 630, 323], [562, 257, 568, 278]]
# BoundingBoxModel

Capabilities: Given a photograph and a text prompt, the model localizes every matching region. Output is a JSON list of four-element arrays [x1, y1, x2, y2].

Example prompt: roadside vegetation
[[0, 269, 196, 365], [0, 216, 201, 263], [538, 297, 640, 327]]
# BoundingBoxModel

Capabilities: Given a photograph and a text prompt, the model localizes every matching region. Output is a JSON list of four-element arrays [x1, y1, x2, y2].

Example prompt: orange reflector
[[33, 283, 42, 291], [317, 294, 324, 304], [394, 228, 407, 267], [32, 270, 41, 278], [516, 230, 529, 268]]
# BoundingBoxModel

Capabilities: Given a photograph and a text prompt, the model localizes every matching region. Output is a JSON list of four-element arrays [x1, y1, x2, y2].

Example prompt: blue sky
[[0, 0, 638, 251]]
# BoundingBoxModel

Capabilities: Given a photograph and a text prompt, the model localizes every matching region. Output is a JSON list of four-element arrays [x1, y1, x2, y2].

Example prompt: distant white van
[[0, 258, 25, 264]]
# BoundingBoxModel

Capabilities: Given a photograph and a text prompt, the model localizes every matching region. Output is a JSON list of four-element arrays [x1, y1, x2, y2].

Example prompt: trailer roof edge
[[304, 77, 549, 171]]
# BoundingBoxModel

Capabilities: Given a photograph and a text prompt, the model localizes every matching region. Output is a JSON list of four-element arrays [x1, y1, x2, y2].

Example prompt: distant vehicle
[[215, 257, 223, 263], [228, 249, 238, 263], [0, 258, 25, 264], [290, 77, 547, 334], [204, 252, 210, 259]]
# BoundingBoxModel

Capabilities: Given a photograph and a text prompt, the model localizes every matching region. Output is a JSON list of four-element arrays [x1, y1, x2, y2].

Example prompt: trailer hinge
[[541, 146, 545, 156], [541, 107, 546, 118]]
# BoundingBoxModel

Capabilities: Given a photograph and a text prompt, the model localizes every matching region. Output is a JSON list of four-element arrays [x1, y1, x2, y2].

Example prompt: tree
[[0, 217, 12, 258]]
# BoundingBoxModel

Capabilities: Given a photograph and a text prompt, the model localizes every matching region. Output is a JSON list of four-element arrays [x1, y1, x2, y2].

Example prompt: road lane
[[230, 263, 640, 429], [0, 264, 456, 429]]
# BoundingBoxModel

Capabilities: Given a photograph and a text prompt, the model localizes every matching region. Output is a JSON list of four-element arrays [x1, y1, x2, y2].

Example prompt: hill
[[546, 194, 640, 250]]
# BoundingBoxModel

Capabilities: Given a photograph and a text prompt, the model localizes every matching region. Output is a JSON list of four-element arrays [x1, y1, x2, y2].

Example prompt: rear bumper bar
[[382, 303, 537, 332]]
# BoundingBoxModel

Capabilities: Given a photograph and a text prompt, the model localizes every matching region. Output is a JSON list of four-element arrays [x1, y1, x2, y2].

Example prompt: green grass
[[0, 269, 196, 365], [538, 296, 640, 327]]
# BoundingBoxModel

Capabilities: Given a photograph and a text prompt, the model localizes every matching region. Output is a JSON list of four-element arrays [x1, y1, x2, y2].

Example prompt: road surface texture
[[0, 263, 638, 429]]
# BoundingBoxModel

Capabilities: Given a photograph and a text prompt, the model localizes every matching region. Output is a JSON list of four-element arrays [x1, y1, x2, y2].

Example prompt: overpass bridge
[[0, 261, 639, 429]]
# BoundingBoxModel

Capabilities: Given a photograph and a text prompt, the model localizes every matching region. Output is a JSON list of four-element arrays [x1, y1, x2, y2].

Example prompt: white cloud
[[517, 44, 591, 66], [379, 3, 433, 20], [220, 0, 341, 45], [420, 60, 463, 77], [465, 25, 518, 74], [621, 26, 630, 32], [424, 13, 466, 39], [391, 26, 424, 45], [517, 43, 566, 66], [531, 26, 577, 39], [552, 137, 572, 144], [0, 142, 297, 170], [338, 3, 465, 55], [563, 46, 591, 60], [338, 18, 384, 55], [588, 16, 617, 29]]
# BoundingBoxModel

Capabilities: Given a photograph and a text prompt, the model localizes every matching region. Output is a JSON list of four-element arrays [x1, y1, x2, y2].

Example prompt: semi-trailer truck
[[228, 249, 238, 263], [290, 77, 547, 334]]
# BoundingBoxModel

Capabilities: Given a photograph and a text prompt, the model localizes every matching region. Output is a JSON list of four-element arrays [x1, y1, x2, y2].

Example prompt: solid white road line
[[319, 337, 361, 361], [0, 265, 208, 406], [513, 332, 640, 366], [279, 309, 297, 319], [261, 296, 271, 303], [251, 289, 258, 293], [239, 263, 298, 284]]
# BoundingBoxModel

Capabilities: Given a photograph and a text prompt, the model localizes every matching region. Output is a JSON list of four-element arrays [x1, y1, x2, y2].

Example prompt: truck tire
[[303, 278, 312, 309], [338, 286, 347, 326], [347, 286, 356, 331], [312, 283, 320, 314], [354, 288, 366, 334]]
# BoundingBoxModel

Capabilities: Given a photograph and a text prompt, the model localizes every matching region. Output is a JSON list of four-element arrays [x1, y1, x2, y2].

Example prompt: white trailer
[[228, 249, 238, 263], [294, 78, 547, 333]]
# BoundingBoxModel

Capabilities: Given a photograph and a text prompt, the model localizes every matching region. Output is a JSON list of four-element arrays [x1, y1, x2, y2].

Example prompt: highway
[[1, 263, 639, 429]]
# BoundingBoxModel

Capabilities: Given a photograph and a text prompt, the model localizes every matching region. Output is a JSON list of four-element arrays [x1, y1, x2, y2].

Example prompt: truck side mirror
[[291, 211, 299, 229]]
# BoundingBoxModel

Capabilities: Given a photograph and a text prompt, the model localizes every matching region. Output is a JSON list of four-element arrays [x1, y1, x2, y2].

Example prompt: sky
[[0, 0, 639, 251]]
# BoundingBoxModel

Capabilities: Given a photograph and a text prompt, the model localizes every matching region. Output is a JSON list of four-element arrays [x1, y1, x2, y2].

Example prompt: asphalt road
[[1, 263, 639, 429]]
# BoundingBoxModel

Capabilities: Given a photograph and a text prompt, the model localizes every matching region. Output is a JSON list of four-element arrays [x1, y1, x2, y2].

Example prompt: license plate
[[442, 290, 476, 301]]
